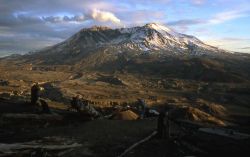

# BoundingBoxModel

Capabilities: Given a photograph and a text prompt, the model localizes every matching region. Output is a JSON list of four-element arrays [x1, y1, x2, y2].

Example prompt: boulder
[[111, 110, 139, 120]]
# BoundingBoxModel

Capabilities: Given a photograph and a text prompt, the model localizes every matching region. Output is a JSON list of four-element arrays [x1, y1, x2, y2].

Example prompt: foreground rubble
[[0, 96, 249, 157], [0, 137, 82, 157]]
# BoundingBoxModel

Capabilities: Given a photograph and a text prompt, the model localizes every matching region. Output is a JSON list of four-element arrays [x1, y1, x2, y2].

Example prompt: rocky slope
[[23, 23, 228, 64]]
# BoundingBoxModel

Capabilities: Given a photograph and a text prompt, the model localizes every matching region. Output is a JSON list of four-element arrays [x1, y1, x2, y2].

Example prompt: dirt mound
[[196, 99, 227, 117], [111, 110, 139, 120], [170, 106, 225, 126]]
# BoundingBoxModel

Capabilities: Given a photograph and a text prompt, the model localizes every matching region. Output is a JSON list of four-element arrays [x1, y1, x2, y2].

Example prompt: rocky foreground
[[0, 94, 249, 157]]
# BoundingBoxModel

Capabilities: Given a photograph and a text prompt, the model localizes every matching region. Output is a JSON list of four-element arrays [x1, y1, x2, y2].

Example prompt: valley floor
[[0, 62, 250, 156]]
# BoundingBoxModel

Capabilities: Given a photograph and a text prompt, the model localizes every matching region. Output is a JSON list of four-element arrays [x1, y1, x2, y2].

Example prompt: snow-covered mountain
[[115, 23, 218, 53], [6, 23, 250, 82], [40, 23, 226, 57]]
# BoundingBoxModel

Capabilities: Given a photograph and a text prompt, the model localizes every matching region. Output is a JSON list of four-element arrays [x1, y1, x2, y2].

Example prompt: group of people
[[30, 83, 170, 138], [70, 95, 100, 117], [30, 83, 100, 117]]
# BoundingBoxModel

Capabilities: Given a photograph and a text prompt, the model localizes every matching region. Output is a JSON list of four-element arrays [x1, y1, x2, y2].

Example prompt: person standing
[[31, 83, 42, 105], [138, 99, 147, 119], [157, 111, 166, 138], [166, 111, 170, 139], [70, 96, 81, 112]]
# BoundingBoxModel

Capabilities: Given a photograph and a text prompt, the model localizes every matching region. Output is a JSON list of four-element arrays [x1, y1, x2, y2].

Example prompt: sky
[[0, 0, 250, 56]]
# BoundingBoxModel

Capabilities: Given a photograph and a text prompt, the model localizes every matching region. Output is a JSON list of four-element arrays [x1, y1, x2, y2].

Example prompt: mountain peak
[[86, 25, 111, 31], [144, 23, 163, 28], [143, 22, 177, 36], [144, 22, 173, 30]]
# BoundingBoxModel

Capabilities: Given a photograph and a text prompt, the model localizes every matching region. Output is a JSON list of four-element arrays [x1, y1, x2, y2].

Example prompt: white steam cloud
[[91, 9, 121, 24]]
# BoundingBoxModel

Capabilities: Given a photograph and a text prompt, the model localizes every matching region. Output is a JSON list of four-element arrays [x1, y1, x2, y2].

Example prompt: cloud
[[0, 14, 42, 26], [241, 47, 250, 49], [221, 37, 250, 42], [191, 0, 205, 5], [166, 8, 250, 30], [0, 33, 63, 56], [0, 14, 87, 27], [0, 0, 249, 55], [168, 8, 250, 26], [209, 9, 250, 24], [167, 19, 207, 32], [42, 15, 86, 23], [91, 9, 121, 24], [204, 37, 250, 53], [119, 10, 166, 27], [0, 0, 123, 55], [168, 19, 205, 26]]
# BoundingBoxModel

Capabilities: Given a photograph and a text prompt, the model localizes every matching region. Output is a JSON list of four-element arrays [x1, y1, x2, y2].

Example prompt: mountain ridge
[[32, 23, 228, 59]]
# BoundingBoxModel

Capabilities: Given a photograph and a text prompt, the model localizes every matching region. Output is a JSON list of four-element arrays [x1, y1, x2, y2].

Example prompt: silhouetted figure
[[137, 99, 147, 119], [157, 111, 166, 138], [31, 83, 41, 105], [40, 99, 50, 113], [166, 111, 170, 139], [70, 96, 81, 112]]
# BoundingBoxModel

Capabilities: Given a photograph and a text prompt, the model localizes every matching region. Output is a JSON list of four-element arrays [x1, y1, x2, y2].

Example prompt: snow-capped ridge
[[144, 23, 178, 36], [47, 23, 226, 56]]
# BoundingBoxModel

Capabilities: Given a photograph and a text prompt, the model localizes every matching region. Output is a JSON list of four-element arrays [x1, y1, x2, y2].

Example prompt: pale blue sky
[[0, 0, 249, 56]]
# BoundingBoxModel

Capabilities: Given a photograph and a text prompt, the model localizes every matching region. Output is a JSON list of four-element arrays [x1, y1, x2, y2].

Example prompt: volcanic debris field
[[0, 56, 250, 157]]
